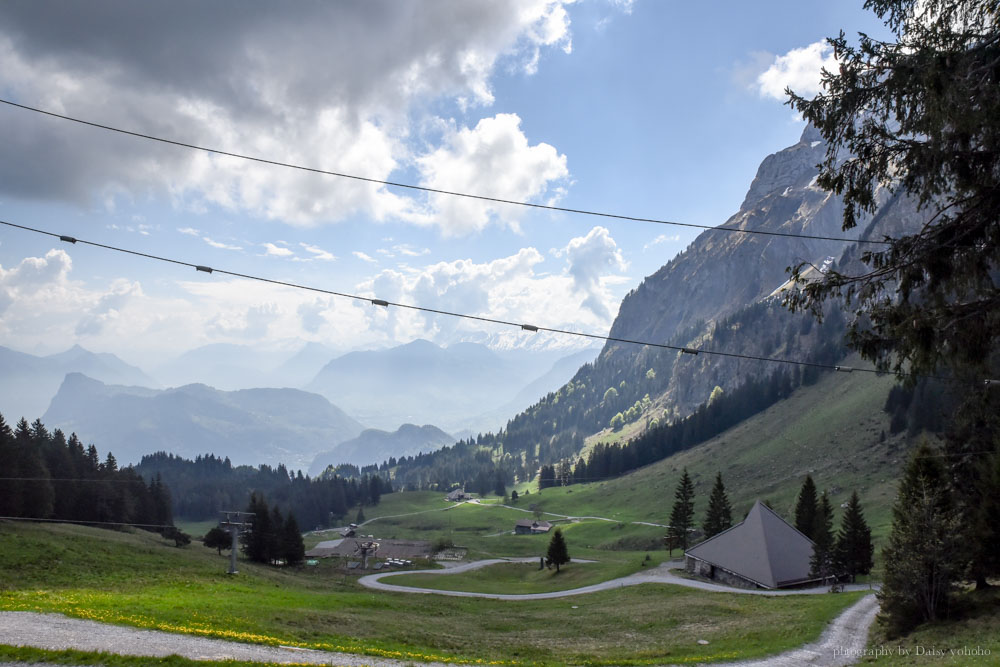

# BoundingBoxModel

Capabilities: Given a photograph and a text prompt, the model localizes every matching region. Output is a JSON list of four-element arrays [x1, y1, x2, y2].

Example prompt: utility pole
[[219, 510, 253, 575]]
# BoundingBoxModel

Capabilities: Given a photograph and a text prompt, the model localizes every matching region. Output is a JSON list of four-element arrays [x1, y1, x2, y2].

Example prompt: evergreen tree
[[281, 514, 306, 566], [493, 468, 506, 497], [794, 475, 819, 540], [879, 441, 961, 636], [835, 491, 874, 581], [269, 506, 285, 564], [667, 469, 695, 553], [242, 493, 272, 564], [14, 417, 54, 519], [809, 492, 835, 581], [0, 414, 21, 517], [788, 0, 1000, 595], [702, 472, 732, 538], [368, 475, 383, 506], [787, 0, 1000, 380], [203, 526, 232, 555], [546, 528, 570, 572], [148, 473, 173, 528], [945, 388, 1000, 589], [355, 505, 365, 524]]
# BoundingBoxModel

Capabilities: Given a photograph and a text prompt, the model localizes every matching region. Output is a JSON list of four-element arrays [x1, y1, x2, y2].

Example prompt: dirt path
[[359, 559, 877, 600], [0, 611, 454, 667], [710, 594, 881, 666]]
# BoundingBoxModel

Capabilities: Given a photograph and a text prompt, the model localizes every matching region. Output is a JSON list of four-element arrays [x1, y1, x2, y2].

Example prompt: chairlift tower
[[218, 510, 254, 575], [354, 539, 379, 569]]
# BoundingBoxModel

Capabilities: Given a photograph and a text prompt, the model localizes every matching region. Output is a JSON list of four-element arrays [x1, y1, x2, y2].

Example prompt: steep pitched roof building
[[684, 500, 819, 589]]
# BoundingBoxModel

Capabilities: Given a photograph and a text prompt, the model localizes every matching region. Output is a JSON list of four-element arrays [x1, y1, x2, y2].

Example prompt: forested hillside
[[135, 452, 390, 530]]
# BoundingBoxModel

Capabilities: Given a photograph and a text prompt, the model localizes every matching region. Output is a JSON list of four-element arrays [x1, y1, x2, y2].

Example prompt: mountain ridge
[[0, 344, 156, 422], [42, 373, 364, 469]]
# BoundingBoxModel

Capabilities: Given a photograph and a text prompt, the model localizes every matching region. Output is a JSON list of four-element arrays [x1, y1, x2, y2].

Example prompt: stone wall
[[685, 556, 763, 590]]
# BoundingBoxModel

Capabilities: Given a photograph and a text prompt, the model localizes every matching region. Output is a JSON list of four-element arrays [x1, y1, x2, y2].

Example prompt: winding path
[[359, 559, 877, 600]]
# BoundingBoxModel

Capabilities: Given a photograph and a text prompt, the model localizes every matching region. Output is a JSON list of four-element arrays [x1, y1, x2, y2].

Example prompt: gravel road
[[0, 611, 462, 666], [359, 559, 877, 600], [711, 594, 881, 666]]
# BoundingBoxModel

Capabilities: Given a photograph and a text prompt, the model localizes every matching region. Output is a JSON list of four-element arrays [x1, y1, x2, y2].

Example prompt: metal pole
[[228, 524, 239, 575]]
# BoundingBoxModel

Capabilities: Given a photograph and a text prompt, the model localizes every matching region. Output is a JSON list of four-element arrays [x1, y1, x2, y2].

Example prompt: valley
[[2, 5, 998, 661]]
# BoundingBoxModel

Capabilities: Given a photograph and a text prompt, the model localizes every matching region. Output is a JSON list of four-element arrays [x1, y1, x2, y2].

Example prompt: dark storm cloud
[[0, 1, 570, 215]]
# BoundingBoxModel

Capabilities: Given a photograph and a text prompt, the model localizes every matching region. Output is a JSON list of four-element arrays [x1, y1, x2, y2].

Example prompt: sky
[[0, 1, 891, 367]]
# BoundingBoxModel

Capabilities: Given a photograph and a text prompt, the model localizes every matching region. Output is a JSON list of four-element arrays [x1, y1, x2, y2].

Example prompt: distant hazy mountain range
[[306, 339, 597, 433], [308, 423, 456, 474], [42, 373, 364, 468], [0, 344, 156, 423], [0, 337, 596, 470], [151, 341, 337, 390]]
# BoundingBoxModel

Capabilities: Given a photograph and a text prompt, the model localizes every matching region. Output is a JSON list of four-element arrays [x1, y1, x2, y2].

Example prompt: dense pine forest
[[135, 452, 391, 530], [0, 413, 173, 532]]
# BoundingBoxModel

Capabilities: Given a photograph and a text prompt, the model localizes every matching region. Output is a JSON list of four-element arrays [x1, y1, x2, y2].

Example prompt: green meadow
[[0, 520, 864, 666]]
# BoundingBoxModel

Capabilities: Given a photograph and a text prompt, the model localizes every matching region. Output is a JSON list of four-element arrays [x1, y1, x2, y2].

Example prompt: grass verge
[[386, 557, 663, 594]]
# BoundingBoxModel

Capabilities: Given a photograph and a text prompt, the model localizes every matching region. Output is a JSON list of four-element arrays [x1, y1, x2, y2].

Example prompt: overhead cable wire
[[0, 477, 148, 484], [0, 515, 178, 529], [0, 98, 890, 246], [2, 218, 977, 386]]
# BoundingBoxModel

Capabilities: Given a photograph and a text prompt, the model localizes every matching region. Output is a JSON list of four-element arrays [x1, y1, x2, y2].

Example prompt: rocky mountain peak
[[739, 124, 826, 212]]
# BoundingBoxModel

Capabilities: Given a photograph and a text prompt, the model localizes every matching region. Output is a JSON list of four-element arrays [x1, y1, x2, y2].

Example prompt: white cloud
[[757, 40, 838, 101], [0, 228, 629, 358], [0, 249, 73, 296], [416, 113, 569, 235], [203, 237, 243, 251], [75, 279, 143, 336], [179, 227, 242, 251], [357, 228, 627, 346], [393, 244, 431, 257], [298, 243, 336, 261], [353, 251, 377, 263], [262, 242, 294, 257], [557, 226, 628, 319], [643, 233, 681, 251]]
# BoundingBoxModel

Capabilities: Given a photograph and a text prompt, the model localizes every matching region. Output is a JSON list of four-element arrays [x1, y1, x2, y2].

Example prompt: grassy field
[[174, 519, 218, 540], [388, 556, 666, 594], [0, 520, 866, 666]]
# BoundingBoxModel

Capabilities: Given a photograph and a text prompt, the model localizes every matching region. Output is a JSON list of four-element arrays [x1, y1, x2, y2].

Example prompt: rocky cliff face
[[595, 125, 929, 419], [607, 125, 852, 351]]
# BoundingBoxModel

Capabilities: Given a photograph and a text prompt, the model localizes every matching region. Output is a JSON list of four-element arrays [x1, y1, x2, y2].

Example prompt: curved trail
[[359, 559, 877, 600]]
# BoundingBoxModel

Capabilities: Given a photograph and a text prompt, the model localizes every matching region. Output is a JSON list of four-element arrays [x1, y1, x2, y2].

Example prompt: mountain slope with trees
[[375, 121, 932, 492]]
